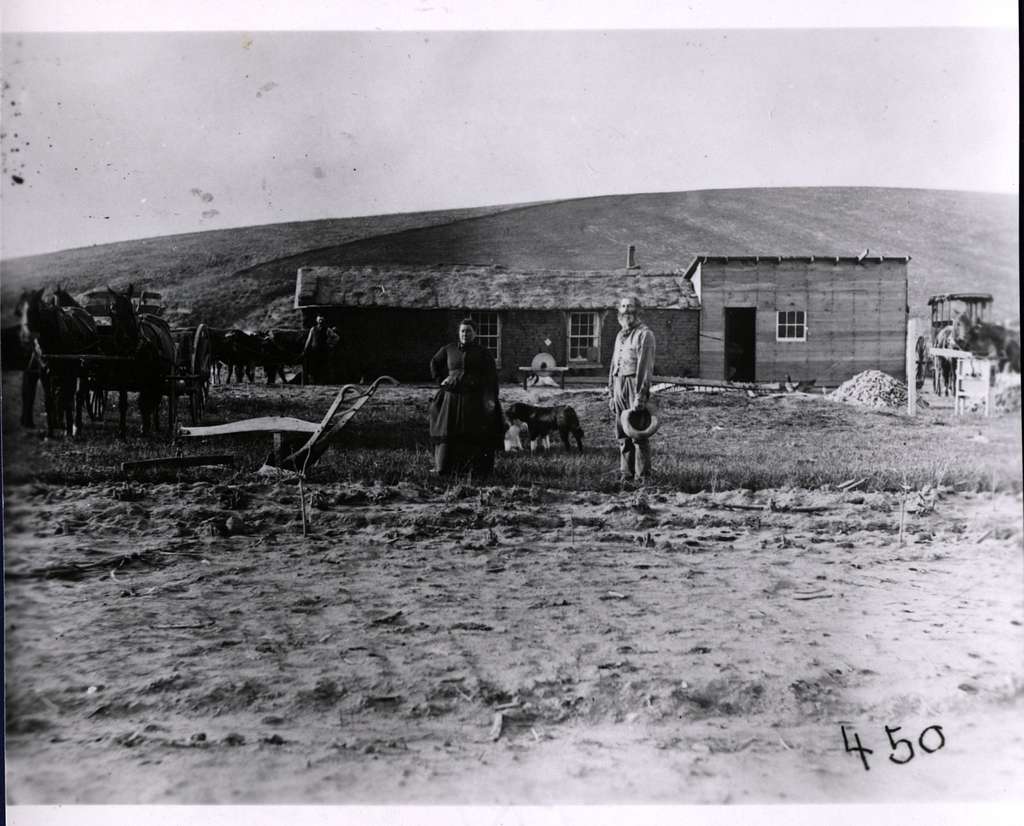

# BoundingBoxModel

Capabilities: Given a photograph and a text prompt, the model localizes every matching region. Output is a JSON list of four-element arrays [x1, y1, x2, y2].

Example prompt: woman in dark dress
[[428, 318, 504, 477]]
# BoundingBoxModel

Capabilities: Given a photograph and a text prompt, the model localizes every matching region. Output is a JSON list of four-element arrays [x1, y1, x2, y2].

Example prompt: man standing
[[609, 295, 656, 483], [302, 315, 338, 385]]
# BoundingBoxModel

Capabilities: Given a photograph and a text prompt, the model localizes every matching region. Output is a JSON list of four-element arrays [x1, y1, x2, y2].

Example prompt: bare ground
[[3, 380, 1023, 804]]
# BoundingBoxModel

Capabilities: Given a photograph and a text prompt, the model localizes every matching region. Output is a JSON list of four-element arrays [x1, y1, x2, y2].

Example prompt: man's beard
[[618, 312, 635, 330]]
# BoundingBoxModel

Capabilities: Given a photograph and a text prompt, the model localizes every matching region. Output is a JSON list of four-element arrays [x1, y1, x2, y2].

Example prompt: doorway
[[723, 307, 756, 382]]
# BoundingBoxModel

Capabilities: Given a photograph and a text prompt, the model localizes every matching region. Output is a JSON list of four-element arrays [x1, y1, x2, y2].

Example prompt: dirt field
[[3, 378, 1023, 804]]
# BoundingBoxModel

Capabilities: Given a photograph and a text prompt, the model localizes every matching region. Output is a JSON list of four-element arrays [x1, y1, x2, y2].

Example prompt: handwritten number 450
[[841, 724, 945, 771]]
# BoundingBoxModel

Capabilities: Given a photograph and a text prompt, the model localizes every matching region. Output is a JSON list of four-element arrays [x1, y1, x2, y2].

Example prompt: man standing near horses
[[302, 315, 338, 385], [16, 294, 43, 428], [609, 295, 657, 484]]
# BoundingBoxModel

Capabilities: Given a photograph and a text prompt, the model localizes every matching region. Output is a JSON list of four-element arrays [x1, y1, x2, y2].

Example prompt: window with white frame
[[568, 311, 601, 362], [776, 310, 806, 341], [470, 311, 501, 363]]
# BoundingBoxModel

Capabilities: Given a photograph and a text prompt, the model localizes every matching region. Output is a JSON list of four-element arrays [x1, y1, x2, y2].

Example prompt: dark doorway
[[723, 307, 756, 382]]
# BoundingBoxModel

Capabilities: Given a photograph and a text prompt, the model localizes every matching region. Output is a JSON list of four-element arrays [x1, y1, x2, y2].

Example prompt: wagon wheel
[[190, 323, 212, 423], [165, 369, 178, 435]]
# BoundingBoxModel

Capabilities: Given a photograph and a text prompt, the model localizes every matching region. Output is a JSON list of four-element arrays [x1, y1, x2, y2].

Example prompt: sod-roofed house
[[294, 264, 700, 383], [685, 254, 910, 385]]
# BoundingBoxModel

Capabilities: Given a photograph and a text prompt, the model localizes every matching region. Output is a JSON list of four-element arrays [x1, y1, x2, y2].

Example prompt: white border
[[6, 803, 1024, 826], [1, 0, 1018, 32], [2, 2, 1020, 825]]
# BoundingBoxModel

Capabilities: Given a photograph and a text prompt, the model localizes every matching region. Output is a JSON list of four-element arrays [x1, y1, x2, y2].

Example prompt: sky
[[0, 3, 1018, 259]]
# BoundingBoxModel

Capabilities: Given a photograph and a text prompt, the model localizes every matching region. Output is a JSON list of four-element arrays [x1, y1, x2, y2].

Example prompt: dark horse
[[18, 288, 98, 437], [15, 286, 84, 428], [106, 285, 177, 435], [260, 328, 309, 385], [954, 314, 1021, 374], [209, 328, 259, 384]]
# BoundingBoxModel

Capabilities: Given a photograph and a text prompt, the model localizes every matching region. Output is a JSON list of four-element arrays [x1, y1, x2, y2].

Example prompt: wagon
[[169, 324, 213, 425], [928, 293, 992, 343], [46, 330, 210, 437], [44, 349, 205, 435], [83, 288, 165, 318], [915, 293, 994, 390], [75, 291, 209, 430]]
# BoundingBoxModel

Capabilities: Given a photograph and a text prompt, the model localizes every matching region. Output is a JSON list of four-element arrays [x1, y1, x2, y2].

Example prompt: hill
[[3, 188, 1018, 330], [0, 204, 531, 327]]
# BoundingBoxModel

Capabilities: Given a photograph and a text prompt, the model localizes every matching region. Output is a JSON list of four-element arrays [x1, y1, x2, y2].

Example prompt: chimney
[[627, 244, 637, 269]]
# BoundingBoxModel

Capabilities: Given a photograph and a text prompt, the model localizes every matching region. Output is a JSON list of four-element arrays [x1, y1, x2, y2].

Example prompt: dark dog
[[506, 402, 584, 453]]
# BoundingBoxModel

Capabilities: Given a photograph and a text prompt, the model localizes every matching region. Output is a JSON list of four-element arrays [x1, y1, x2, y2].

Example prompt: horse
[[18, 288, 99, 437], [105, 284, 177, 435], [931, 323, 959, 396], [214, 329, 261, 383], [13, 287, 85, 428], [204, 327, 229, 384], [52, 285, 81, 309], [954, 314, 1021, 374], [260, 329, 308, 384]]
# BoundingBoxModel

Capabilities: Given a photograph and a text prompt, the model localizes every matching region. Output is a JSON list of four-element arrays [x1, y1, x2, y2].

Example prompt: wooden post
[[905, 318, 917, 416]]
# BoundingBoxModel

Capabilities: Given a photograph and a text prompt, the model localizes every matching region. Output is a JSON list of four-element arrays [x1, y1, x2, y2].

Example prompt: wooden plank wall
[[698, 259, 908, 384]]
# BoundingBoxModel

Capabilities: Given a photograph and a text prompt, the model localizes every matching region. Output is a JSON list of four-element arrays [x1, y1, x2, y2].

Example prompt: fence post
[[906, 317, 917, 416]]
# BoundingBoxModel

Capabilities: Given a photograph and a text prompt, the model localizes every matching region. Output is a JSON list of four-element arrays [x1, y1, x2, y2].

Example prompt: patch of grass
[[3, 378, 1020, 493]]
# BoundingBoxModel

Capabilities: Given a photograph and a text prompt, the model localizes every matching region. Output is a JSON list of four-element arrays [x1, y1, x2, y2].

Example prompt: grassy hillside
[[3, 188, 1017, 330], [273, 187, 1018, 326], [0, 204, 530, 327]]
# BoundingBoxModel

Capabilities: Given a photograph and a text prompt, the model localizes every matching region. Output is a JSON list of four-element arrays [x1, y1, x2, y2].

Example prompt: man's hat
[[620, 407, 660, 440]]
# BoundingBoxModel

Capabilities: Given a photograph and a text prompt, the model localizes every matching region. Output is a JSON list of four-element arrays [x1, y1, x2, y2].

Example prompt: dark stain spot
[[11, 175, 24, 184], [201, 209, 220, 219], [313, 166, 326, 179]]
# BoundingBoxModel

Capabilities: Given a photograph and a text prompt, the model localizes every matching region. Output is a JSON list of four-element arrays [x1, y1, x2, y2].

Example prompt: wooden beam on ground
[[179, 417, 320, 437], [121, 454, 235, 472], [652, 375, 783, 391], [42, 354, 135, 362]]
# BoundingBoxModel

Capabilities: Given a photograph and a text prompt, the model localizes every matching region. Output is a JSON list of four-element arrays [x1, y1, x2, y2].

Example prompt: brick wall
[[302, 307, 700, 383], [643, 308, 701, 379]]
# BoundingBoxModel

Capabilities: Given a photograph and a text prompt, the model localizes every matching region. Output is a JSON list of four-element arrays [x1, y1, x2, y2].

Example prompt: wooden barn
[[293, 264, 700, 383], [684, 255, 910, 385]]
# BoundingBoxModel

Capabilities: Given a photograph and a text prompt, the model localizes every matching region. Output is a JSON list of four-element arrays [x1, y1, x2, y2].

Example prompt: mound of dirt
[[995, 383, 1021, 413], [829, 370, 907, 409]]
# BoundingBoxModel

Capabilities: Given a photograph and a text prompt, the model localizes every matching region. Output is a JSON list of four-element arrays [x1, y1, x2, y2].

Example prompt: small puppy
[[506, 402, 584, 453], [504, 420, 529, 452]]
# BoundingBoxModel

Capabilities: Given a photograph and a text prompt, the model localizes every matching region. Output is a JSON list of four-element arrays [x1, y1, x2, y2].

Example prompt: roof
[[682, 254, 911, 279], [294, 265, 700, 311], [927, 293, 993, 305]]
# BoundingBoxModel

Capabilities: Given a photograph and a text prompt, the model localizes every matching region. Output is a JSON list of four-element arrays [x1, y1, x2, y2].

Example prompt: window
[[568, 311, 601, 362], [777, 310, 806, 341], [470, 311, 501, 364]]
